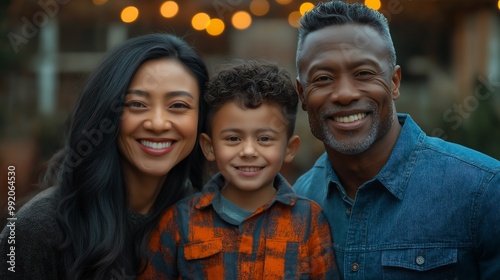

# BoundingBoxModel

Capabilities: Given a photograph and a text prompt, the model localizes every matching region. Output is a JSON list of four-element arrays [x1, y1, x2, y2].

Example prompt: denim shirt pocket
[[183, 239, 223, 260], [381, 248, 458, 280]]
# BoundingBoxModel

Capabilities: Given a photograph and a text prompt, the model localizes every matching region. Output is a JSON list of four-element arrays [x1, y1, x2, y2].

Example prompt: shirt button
[[416, 255, 425, 265], [346, 208, 351, 216], [351, 262, 359, 272]]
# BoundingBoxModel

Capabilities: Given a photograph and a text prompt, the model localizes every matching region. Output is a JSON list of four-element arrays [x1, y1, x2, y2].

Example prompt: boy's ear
[[284, 135, 300, 163], [199, 133, 216, 161]]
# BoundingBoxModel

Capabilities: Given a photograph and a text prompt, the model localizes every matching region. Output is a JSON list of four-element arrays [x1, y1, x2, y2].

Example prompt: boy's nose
[[240, 142, 258, 157]]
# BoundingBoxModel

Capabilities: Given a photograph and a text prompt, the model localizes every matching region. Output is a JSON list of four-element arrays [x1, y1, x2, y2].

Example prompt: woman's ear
[[199, 133, 216, 161], [284, 135, 300, 163]]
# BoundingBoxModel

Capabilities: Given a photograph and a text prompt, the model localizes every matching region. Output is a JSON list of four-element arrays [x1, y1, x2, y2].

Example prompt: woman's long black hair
[[54, 33, 208, 279]]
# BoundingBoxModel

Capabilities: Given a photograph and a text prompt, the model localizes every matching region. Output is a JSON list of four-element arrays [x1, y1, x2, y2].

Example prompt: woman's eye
[[170, 103, 189, 109], [125, 101, 146, 108]]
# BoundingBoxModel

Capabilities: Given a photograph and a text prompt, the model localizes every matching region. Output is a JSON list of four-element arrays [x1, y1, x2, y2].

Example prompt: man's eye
[[313, 76, 331, 82], [355, 71, 374, 77]]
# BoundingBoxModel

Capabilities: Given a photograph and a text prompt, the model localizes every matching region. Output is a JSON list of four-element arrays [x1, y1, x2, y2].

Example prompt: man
[[294, 1, 500, 279]]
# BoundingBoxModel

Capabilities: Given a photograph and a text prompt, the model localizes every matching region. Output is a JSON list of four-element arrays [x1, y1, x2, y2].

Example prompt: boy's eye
[[227, 136, 240, 142], [259, 136, 272, 142]]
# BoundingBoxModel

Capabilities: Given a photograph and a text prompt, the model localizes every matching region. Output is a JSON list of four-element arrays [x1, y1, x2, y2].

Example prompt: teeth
[[140, 140, 172, 149], [334, 113, 367, 123], [238, 167, 261, 172]]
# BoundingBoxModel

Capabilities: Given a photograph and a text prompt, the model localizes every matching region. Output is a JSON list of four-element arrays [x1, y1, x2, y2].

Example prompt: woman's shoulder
[[3, 187, 60, 240], [16, 187, 59, 221]]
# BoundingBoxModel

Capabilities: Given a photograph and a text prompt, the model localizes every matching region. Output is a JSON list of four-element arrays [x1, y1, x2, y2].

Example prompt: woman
[[0, 33, 209, 279]]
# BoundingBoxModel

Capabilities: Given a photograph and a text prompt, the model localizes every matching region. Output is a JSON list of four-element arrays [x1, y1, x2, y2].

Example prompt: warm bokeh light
[[191, 13, 210, 31], [232, 11, 252, 30], [206, 18, 225, 36], [250, 0, 270, 16], [288, 11, 302, 28], [276, 0, 292, 4], [92, 0, 107, 5], [364, 0, 382, 10], [498, 0, 500, 10], [160, 1, 179, 18], [300, 2, 315, 15], [121, 6, 139, 23]]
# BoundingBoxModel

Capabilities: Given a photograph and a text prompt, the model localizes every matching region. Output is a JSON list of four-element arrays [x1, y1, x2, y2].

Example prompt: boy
[[140, 60, 339, 279]]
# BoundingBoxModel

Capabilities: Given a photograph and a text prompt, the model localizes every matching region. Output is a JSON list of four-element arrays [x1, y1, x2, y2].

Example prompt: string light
[[92, 0, 107, 5], [364, 0, 381, 10], [232, 11, 252, 30], [160, 1, 178, 18], [121, 6, 139, 23], [250, 0, 270, 16], [276, 0, 293, 5], [192, 13, 210, 31], [288, 11, 301, 28], [300, 2, 315, 15], [206, 18, 225, 36]]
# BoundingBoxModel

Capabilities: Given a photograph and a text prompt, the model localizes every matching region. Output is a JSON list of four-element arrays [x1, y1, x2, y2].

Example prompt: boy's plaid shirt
[[140, 173, 339, 280]]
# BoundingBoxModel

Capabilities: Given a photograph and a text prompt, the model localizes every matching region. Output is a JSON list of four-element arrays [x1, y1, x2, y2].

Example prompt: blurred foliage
[[439, 77, 500, 160], [0, 0, 23, 75]]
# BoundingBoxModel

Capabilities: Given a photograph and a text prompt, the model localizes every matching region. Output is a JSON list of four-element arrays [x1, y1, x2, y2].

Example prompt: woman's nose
[[144, 109, 172, 132]]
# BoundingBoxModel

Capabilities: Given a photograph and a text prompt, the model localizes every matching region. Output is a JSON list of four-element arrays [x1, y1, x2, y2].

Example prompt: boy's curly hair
[[205, 60, 298, 137]]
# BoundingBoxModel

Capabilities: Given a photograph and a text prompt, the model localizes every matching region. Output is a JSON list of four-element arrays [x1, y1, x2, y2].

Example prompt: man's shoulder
[[422, 135, 500, 174], [294, 152, 330, 187]]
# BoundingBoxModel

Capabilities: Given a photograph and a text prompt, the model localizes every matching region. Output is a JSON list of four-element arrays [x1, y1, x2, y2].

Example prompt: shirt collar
[[324, 114, 424, 200], [194, 173, 297, 210], [375, 114, 424, 200]]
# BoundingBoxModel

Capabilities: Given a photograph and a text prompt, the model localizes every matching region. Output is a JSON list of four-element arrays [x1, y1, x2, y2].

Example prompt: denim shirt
[[294, 114, 500, 279]]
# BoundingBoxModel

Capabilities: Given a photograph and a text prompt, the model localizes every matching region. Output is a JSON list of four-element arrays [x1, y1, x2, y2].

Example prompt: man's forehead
[[302, 24, 382, 50]]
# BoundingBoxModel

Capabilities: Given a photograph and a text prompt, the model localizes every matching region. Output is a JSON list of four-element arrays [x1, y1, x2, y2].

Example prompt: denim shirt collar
[[326, 113, 425, 200]]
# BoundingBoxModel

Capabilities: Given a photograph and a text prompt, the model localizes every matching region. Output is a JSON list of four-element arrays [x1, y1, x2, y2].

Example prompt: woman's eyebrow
[[125, 90, 195, 99]]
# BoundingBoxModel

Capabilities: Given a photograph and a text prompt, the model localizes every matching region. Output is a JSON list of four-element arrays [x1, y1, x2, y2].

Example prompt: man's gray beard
[[315, 103, 394, 155]]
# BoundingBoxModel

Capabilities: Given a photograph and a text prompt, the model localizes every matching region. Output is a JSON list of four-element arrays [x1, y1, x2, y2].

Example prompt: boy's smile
[[200, 100, 299, 210]]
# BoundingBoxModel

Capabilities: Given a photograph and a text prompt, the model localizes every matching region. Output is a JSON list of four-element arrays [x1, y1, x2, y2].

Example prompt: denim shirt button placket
[[350, 262, 359, 272], [416, 255, 425, 266]]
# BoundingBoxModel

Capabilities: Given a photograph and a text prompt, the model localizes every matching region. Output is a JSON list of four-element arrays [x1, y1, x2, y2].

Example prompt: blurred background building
[[1, 0, 499, 214]]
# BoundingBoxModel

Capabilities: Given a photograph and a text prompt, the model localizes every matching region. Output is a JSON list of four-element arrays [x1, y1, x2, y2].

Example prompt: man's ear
[[391, 65, 402, 100], [296, 78, 307, 111], [199, 133, 216, 161], [284, 135, 300, 163]]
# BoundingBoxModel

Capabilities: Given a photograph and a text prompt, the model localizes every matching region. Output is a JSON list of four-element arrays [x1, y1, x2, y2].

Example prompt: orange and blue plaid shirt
[[140, 173, 339, 280]]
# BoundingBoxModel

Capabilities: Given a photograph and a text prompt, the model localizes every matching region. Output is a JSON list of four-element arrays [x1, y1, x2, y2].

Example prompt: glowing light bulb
[[160, 1, 178, 18], [364, 0, 381, 10], [121, 6, 139, 23], [232, 11, 252, 30], [206, 18, 225, 36]]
